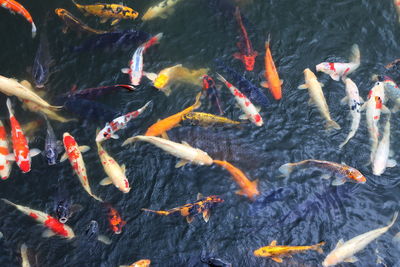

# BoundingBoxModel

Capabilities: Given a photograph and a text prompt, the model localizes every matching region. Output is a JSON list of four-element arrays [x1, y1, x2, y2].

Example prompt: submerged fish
[[373, 117, 396, 176], [200, 255, 232, 267], [105, 203, 126, 234], [379, 76, 400, 112], [42, 115, 62, 165], [0, 120, 12, 180], [142, 0, 183, 21], [82, 220, 112, 245], [182, 112, 240, 126], [55, 8, 108, 35], [32, 32, 52, 88], [20, 243, 31, 267], [63, 97, 119, 123], [119, 259, 151, 267], [261, 35, 282, 100], [0, 0, 36, 37], [53, 185, 82, 224], [64, 84, 134, 100], [254, 240, 325, 263], [202, 75, 223, 115], [279, 159, 366, 186]]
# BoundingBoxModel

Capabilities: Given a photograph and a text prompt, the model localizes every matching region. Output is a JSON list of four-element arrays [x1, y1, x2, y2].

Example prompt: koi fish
[[298, 68, 341, 130], [0, 120, 12, 180], [144, 92, 201, 137], [119, 259, 151, 267], [339, 78, 363, 148], [323, 212, 398, 266], [279, 159, 366, 186], [96, 101, 151, 142], [182, 112, 240, 126], [0, 75, 62, 110], [64, 84, 134, 99], [82, 220, 112, 245], [0, 0, 36, 37], [316, 44, 360, 81], [394, 0, 400, 22], [122, 136, 213, 168], [142, 0, 183, 21], [43, 115, 63, 165], [55, 8, 108, 35], [202, 75, 223, 115], [53, 184, 82, 223], [213, 160, 259, 200], [200, 255, 232, 267], [254, 240, 325, 263], [142, 194, 223, 223], [20, 243, 31, 267], [373, 118, 396, 176], [121, 33, 163, 86], [97, 141, 130, 193], [32, 32, 52, 88], [72, 1, 139, 25], [217, 73, 263, 126], [379, 76, 400, 112], [105, 204, 126, 234], [2, 198, 75, 239], [233, 7, 257, 71], [5, 99, 40, 173], [261, 36, 282, 100], [60, 133, 103, 202]]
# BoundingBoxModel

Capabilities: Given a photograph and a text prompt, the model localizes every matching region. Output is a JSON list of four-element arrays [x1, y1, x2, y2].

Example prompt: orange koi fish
[[145, 92, 202, 137], [5, 99, 40, 173], [105, 203, 126, 234], [2, 198, 75, 239], [0, 0, 36, 37], [260, 36, 282, 100], [0, 120, 12, 180], [119, 259, 151, 267], [213, 160, 259, 201], [142, 194, 223, 223]]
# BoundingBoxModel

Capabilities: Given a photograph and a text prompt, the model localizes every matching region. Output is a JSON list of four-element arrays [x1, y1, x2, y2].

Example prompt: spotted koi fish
[[72, 1, 139, 25], [6, 99, 40, 173], [233, 7, 257, 71], [217, 73, 263, 126], [119, 259, 151, 267], [2, 198, 75, 239], [96, 101, 151, 142], [55, 8, 108, 35], [105, 203, 126, 234], [61, 133, 103, 202], [121, 33, 163, 86], [142, 194, 223, 223], [0, 121, 12, 180], [0, 0, 36, 37], [261, 35, 282, 100]]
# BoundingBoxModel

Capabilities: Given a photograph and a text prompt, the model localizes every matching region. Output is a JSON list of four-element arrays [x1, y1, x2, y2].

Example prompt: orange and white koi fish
[[0, 0, 37, 37], [260, 36, 282, 100], [254, 240, 325, 263], [6, 99, 40, 173], [119, 259, 151, 267], [0, 120, 12, 180], [373, 117, 396, 176], [61, 133, 103, 202], [213, 160, 259, 200], [216, 73, 263, 126], [2, 198, 75, 239]]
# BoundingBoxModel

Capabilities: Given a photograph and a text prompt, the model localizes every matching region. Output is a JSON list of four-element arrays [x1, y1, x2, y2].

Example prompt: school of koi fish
[[2, 0, 400, 266]]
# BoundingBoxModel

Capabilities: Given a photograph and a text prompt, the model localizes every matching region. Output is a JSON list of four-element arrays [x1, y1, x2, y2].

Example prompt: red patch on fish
[[44, 216, 69, 237], [254, 114, 261, 123], [329, 63, 336, 71], [375, 97, 382, 109], [124, 179, 129, 188], [29, 212, 38, 219]]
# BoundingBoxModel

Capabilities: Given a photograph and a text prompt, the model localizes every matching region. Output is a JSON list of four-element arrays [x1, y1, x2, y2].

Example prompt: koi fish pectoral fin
[[78, 145, 90, 153], [387, 159, 397, 168], [202, 209, 210, 223], [100, 177, 113, 186], [143, 72, 157, 81], [99, 18, 109, 23], [260, 81, 269, 88], [110, 19, 121, 26], [186, 216, 194, 224], [60, 153, 68, 162], [238, 114, 249, 120], [121, 68, 131, 74], [320, 173, 332, 180], [297, 84, 308, 90], [271, 257, 283, 263], [340, 96, 349, 105], [175, 159, 189, 168], [42, 230, 55, 238], [97, 234, 112, 245], [111, 134, 119, 139], [161, 132, 170, 140], [331, 177, 346, 186], [269, 240, 277, 246], [382, 105, 391, 114], [344, 256, 358, 263], [29, 148, 41, 157], [5, 154, 15, 161], [330, 73, 340, 81], [233, 52, 242, 60]]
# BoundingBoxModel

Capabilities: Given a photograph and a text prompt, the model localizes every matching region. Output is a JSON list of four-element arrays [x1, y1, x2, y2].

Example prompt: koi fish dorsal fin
[[269, 240, 277, 246], [271, 257, 283, 263], [186, 216, 194, 224], [335, 239, 344, 249], [202, 209, 210, 223], [197, 193, 203, 200], [121, 164, 126, 173]]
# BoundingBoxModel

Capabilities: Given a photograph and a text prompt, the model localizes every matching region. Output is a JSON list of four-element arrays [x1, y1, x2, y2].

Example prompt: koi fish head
[[46, 147, 58, 165], [315, 62, 333, 73], [303, 68, 317, 81], [347, 168, 367, 183], [96, 126, 111, 142], [56, 201, 70, 224], [123, 8, 139, 19], [85, 220, 99, 240], [193, 149, 214, 166], [153, 74, 169, 89], [375, 96, 383, 109], [253, 247, 272, 257], [322, 253, 340, 267], [63, 133, 76, 148], [132, 259, 151, 267], [19, 159, 31, 173], [243, 55, 256, 71], [55, 8, 67, 17]]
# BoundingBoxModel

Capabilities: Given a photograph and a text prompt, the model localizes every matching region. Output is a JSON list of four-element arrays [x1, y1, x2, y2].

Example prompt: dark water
[[1, 0, 400, 266]]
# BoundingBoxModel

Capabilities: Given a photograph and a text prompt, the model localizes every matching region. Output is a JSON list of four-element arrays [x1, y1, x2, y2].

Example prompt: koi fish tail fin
[[1, 198, 17, 208], [141, 208, 168, 216], [117, 84, 135, 91], [349, 44, 360, 64], [121, 136, 140, 146], [144, 33, 163, 50], [325, 120, 341, 131], [339, 131, 356, 149], [139, 101, 152, 113], [215, 73, 227, 84], [192, 92, 202, 110], [31, 23, 37, 38], [91, 193, 103, 202], [387, 211, 398, 229], [313, 242, 325, 254], [278, 163, 294, 177], [265, 34, 271, 48]]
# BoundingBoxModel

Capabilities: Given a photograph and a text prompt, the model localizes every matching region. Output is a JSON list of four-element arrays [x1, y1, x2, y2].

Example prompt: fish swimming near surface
[[82, 220, 112, 245], [278, 159, 366, 186], [217, 73, 263, 126], [202, 75, 223, 115], [316, 44, 360, 81], [32, 31, 53, 88], [261, 35, 282, 100], [213, 160, 259, 200], [60, 133, 103, 202], [339, 78, 363, 149], [378, 75, 400, 112], [233, 7, 257, 71], [42, 115, 63, 165], [5, 99, 41, 173], [144, 92, 202, 137], [53, 184, 82, 224], [322, 211, 398, 266], [142, 0, 183, 21], [72, 1, 139, 25], [0, 120, 12, 180], [2, 198, 75, 239], [119, 259, 151, 267], [142, 194, 223, 223], [253, 240, 325, 263], [55, 8, 108, 35], [104, 203, 126, 234], [122, 135, 213, 168], [0, 0, 37, 37], [182, 112, 240, 126], [372, 117, 396, 176], [64, 84, 134, 100], [200, 254, 232, 267], [96, 101, 151, 142], [298, 68, 341, 130]]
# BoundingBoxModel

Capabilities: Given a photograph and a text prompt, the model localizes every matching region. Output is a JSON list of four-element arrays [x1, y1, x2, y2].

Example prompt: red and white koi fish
[[316, 44, 360, 81], [216, 73, 263, 126], [373, 117, 396, 176], [6, 99, 40, 173], [96, 101, 151, 142], [0, 0, 37, 37], [0, 120, 12, 180], [121, 33, 163, 86], [61, 133, 103, 202], [2, 198, 75, 239]]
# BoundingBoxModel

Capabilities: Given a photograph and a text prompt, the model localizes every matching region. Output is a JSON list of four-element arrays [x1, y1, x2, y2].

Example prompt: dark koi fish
[[202, 75, 223, 115], [105, 203, 126, 234], [55, 8, 108, 35], [64, 84, 134, 99], [53, 184, 82, 224], [32, 31, 52, 88], [42, 115, 63, 165], [142, 194, 223, 223]]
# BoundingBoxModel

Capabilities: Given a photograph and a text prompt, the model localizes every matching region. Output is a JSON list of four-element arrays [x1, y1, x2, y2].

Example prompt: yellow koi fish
[[142, 0, 183, 21], [183, 112, 240, 126]]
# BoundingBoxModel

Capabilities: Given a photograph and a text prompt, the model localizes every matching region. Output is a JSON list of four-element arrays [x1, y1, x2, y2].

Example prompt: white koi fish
[[339, 78, 363, 148], [316, 44, 360, 81], [0, 120, 12, 180], [216, 73, 263, 126], [298, 68, 340, 130], [96, 101, 151, 142], [122, 135, 213, 168], [121, 33, 163, 86], [322, 211, 398, 266], [142, 0, 183, 21], [373, 117, 396, 176], [61, 133, 103, 202], [97, 140, 130, 193]]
